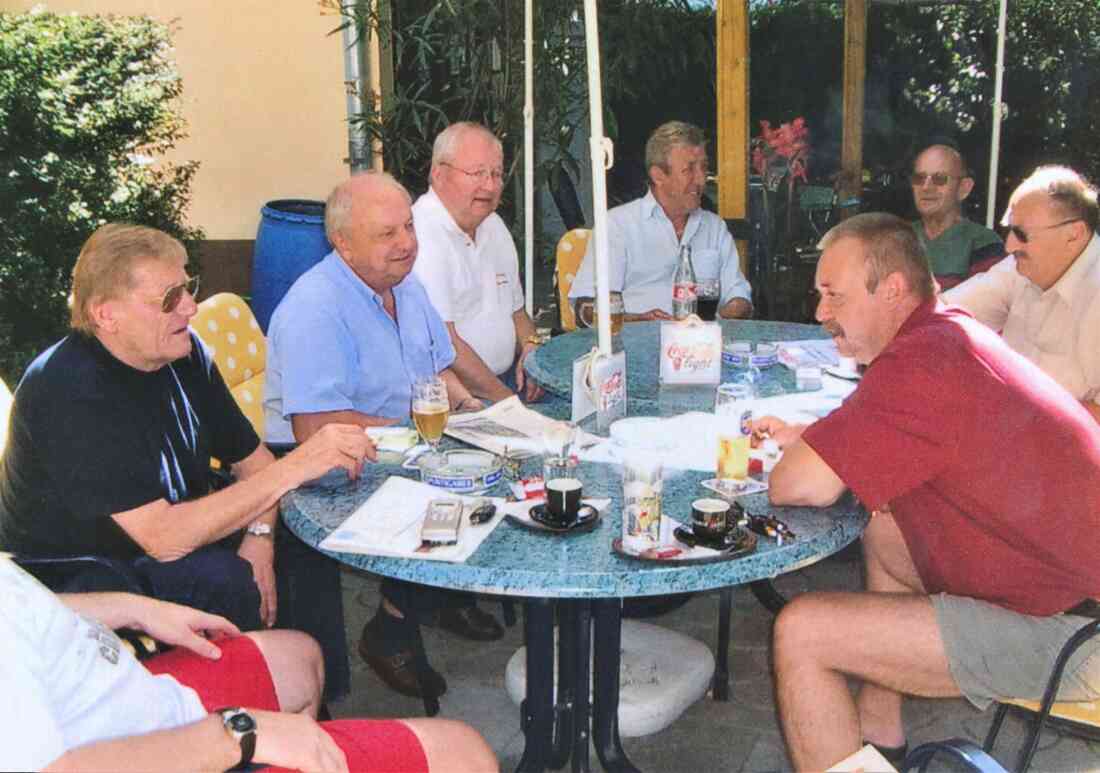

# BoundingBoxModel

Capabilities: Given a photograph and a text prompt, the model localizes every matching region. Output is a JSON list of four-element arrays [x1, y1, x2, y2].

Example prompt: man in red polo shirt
[[756, 213, 1100, 771]]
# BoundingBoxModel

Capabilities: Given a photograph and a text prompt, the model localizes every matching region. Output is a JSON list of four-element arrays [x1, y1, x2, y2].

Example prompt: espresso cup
[[545, 476, 583, 526], [692, 498, 731, 540]]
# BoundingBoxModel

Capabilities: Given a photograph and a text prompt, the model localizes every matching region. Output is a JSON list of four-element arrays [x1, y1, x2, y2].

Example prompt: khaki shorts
[[932, 593, 1100, 710]]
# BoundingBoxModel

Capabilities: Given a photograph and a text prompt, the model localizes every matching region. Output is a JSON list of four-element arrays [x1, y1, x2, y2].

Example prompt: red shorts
[[145, 636, 428, 773]]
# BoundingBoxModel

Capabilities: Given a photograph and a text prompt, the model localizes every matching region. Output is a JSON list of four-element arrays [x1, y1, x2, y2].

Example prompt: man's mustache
[[823, 321, 845, 338]]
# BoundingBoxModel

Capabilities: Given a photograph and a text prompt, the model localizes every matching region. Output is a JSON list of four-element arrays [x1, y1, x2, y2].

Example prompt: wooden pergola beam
[[715, 0, 750, 273], [840, 0, 867, 215]]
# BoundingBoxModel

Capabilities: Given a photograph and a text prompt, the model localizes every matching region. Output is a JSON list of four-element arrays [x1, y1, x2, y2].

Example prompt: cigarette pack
[[510, 476, 545, 500]]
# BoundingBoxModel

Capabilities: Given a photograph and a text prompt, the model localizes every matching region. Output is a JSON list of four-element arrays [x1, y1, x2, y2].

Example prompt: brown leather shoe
[[358, 623, 447, 699], [435, 605, 504, 641]]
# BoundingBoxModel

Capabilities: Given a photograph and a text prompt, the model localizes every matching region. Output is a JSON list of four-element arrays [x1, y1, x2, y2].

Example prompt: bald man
[[909, 142, 1003, 290]]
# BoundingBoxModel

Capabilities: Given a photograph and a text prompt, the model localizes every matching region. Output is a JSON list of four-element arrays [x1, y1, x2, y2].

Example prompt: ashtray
[[418, 450, 503, 494], [722, 341, 778, 369], [510, 503, 600, 534]]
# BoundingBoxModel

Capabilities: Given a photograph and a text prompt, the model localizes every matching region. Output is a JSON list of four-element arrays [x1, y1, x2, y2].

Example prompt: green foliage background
[[0, 9, 201, 383]]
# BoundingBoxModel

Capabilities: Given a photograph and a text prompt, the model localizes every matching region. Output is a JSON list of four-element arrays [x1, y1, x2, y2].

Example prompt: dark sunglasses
[[910, 172, 956, 187], [1000, 218, 1081, 244], [157, 275, 201, 313]]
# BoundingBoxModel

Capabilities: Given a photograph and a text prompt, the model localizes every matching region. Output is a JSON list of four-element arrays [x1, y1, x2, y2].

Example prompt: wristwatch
[[523, 335, 543, 347], [216, 707, 257, 769], [246, 521, 274, 539]]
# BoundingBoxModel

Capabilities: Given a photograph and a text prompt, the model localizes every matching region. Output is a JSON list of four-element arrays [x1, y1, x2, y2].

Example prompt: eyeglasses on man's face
[[149, 275, 200, 313], [1000, 218, 1082, 244], [910, 172, 957, 187], [441, 162, 504, 184]]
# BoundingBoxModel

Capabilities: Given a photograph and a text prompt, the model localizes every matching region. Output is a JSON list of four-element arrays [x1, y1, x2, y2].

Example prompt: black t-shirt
[[0, 333, 259, 559]]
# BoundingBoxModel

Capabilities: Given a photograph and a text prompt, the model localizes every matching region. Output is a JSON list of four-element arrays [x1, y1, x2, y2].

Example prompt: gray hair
[[818, 212, 936, 300], [430, 121, 502, 172], [324, 171, 409, 243], [645, 121, 706, 174], [1008, 165, 1099, 233]]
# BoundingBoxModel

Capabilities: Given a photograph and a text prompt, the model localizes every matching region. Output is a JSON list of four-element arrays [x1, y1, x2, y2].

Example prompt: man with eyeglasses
[[944, 165, 1100, 423], [0, 224, 375, 632], [909, 141, 1003, 290], [410, 121, 544, 403], [568, 120, 753, 321]]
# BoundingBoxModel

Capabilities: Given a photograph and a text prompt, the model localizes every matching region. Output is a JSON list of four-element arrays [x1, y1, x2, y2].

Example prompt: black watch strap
[[216, 707, 257, 769]]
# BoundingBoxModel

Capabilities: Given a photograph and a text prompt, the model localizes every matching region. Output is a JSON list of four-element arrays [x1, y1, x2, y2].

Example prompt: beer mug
[[578, 292, 624, 337]]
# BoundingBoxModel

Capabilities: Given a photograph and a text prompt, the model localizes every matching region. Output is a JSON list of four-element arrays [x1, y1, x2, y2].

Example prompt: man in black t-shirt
[[0, 224, 374, 633]]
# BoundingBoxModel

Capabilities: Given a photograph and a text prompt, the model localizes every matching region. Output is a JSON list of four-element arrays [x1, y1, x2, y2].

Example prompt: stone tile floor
[[331, 551, 1099, 772]]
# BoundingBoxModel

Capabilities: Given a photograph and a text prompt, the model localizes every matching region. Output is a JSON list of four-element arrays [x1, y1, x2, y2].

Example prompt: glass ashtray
[[418, 450, 503, 494], [722, 341, 778, 369]]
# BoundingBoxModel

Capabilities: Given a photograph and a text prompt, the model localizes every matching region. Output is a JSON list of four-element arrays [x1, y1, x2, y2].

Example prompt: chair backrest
[[190, 293, 266, 437], [555, 228, 590, 331]]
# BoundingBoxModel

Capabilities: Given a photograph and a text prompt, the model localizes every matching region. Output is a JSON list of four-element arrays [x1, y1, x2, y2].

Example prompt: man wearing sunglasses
[[909, 141, 1003, 290], [0, 224, 375, 632], [411, 122, 544, 404], [944, 166, 1100, 423]]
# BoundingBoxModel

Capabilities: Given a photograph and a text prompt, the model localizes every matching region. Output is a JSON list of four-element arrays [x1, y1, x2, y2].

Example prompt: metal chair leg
[[749, 579, 787, 614], [713, 587, 733, 701], [551, 602, 578, 770], [982, 703, 1009, 754], [569, 600, 592, 773]]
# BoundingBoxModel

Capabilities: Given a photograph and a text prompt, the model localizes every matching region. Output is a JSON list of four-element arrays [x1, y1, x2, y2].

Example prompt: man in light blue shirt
[[264, 171, 500, 701], [568, 121, 753, 321]]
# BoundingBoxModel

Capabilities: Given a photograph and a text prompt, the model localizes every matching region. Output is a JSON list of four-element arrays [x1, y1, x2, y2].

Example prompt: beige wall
[[2, 0, 350, 239]]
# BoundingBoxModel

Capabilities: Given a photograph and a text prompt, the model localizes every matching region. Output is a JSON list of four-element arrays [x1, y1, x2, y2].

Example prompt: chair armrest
[[903, 739, 1007, 773], [12, 554, 147, 596]]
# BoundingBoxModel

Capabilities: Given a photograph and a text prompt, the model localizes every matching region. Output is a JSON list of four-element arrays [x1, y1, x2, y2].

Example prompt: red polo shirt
[[803, 300, 1100, 616]]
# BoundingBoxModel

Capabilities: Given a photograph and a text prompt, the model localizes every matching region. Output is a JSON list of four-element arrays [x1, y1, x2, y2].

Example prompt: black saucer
[[526, 503, 600, 533], [674, 525, 754, 553]]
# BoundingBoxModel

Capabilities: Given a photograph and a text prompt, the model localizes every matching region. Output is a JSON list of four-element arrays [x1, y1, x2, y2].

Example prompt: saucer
[[513, 503, 600, 534]]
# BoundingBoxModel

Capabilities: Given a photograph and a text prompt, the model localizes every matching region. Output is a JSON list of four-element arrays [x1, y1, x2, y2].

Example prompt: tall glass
[[578, 292, 624, 337], [714, 382, 754, 493], [697, 278, 720, 321], [412, 375, 449, 465]]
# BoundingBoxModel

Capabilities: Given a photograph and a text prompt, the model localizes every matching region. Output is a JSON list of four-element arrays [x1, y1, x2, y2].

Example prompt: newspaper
[[776, 338, 841, 370], [444, 396, 600, 458]]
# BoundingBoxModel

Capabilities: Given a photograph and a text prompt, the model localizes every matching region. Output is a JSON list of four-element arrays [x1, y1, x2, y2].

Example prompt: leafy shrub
[[0, 9, 201, 383]]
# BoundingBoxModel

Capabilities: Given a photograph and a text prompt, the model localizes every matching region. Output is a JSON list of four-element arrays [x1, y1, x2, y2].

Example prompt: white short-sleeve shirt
[[944, 233, 1100, 407], [412, 188, 524, 376]]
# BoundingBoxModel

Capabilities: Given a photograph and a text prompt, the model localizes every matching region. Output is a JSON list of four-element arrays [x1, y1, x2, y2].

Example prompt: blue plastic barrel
[[250, 199, 331, 332]]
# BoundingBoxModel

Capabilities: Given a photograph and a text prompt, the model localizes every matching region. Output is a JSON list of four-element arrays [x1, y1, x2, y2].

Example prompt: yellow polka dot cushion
[[555, 228, 590, 331], [190, 292, 266, 438]]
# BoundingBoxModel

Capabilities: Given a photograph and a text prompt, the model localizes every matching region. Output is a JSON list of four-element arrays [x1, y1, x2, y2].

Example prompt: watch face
[[227, 712, 257, 733]]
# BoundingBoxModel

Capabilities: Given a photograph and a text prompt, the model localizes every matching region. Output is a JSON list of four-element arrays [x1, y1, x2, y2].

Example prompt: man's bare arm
[[511, 309, 545, 401], [718, 297, 753, 320], [768, 439, 847, 507], [1083, 400, 1100, 424], [444, 322, 513, 402], [112, 425, 375, 561]]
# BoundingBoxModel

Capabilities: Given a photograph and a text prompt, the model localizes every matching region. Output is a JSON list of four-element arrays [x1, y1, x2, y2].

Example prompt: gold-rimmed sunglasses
[[152, 275, 201, 313]]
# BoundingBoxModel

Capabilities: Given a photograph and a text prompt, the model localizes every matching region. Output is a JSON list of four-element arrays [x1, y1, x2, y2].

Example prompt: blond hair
[[69, 224, 187, 334], [645, 121, 706, 175]]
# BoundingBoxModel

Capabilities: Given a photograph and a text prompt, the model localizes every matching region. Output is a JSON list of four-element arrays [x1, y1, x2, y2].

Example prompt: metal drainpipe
[[342, 17, 370, 173]]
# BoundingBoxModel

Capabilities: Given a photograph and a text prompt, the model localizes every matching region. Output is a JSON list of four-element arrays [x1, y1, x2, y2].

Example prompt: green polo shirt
[[913, 218, 1004, 278]]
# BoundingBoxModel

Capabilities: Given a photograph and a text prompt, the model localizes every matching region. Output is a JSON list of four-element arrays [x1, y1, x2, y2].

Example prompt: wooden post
[[839, 0, 867, 217], [716, 0, 750, 274]]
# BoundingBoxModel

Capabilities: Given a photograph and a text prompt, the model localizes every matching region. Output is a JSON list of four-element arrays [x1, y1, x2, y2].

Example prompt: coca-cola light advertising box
[[658, 318, 722, 385]]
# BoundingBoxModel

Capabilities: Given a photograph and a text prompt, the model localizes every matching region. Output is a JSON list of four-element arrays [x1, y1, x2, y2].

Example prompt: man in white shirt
[[568, 121, 753, 321], [412, 122, 544, 403], [944, 166, 1100, 423]]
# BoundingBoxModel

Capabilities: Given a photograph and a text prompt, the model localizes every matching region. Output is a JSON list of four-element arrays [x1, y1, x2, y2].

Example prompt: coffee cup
[[543, 454, 582, 527], [692, 498, 731, 540]]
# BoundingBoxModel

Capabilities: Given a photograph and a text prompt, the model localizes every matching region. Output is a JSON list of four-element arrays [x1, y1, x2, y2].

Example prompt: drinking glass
[[412, 376, 449, 465], [621, 448, 663, 551], [578, 292, 624, 337], [714, 382, 754, 492], [697, 278, 720, 321]]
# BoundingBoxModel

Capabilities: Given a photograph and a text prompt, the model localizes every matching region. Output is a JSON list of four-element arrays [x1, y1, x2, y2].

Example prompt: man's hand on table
[[515, 342, 545, 402], [751, 415, 808, 450], [624, 309, 673, 322], [237, 536, 277, 627], [283, 423, 377, 484]]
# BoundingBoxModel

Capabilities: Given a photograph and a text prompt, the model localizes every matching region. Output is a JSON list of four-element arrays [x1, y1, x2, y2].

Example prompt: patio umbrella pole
[[583, 0, 613, 356], [524, 0, 535, 316], [986, 0, 1008, 228]]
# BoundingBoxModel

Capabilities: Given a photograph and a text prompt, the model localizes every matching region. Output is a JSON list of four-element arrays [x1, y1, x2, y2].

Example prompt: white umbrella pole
[[524, 0, 535, 316], [583, 0, 612, 355], [986, 0, 1008, 228]]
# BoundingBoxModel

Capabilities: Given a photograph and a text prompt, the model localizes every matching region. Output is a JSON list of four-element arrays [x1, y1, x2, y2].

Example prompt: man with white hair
[[412, 121, 544, 403], [945, 165, 1100, 422]]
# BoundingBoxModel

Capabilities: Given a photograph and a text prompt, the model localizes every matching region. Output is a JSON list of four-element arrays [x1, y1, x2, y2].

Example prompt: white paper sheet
[[319, 477, 506, 563], [445, 395, 600, 457]]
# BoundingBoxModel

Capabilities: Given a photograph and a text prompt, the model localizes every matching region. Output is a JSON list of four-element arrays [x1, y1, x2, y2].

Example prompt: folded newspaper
[[444, 396, 601, 458]]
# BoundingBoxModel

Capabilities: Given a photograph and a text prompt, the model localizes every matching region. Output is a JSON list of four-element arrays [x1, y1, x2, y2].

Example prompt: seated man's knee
[[247, 630, 324, 710], [403, 718, 498, 772], [773, 593, 831, 663]]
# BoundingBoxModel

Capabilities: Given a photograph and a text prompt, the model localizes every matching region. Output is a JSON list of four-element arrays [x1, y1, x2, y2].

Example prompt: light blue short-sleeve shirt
[[263, 252, 456, 443], [567, 190, 752, 315]]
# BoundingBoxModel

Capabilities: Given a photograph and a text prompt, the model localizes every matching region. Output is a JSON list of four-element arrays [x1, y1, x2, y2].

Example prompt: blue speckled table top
[[280, 321, 867, 600]]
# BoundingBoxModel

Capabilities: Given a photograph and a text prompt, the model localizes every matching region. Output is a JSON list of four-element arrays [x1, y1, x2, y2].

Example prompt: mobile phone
[[421, 498, 463, 545]]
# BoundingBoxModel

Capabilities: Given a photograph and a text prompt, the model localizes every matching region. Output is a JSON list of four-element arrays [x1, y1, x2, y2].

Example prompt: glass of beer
[[578, 292, 624, 337], [714, 382, 754, 492], [412, 375, 449, 464]]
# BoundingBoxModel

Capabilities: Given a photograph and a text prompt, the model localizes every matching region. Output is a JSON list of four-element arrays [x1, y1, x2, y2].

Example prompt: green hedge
[[0, 9, 201, 384]]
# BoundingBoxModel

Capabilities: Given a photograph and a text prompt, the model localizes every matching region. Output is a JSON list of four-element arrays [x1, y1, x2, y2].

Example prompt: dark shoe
[[435, 605, 504, 641], [358, 622, 447, 699]]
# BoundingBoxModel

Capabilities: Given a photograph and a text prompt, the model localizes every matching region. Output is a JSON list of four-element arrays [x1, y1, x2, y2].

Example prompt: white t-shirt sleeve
[[0, 657, 66, 770], [411, 236, 455, 322], [942, 257, 1016, 331]]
